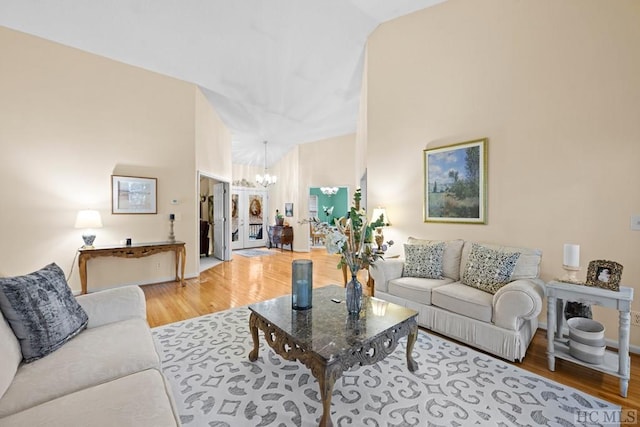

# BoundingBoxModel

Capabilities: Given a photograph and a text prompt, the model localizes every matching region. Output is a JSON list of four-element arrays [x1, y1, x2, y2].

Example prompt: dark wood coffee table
[[248, 285, 418, 427]]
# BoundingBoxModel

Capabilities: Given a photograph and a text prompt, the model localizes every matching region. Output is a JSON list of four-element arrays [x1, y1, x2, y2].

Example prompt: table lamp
[[75, 209, 103, 248]]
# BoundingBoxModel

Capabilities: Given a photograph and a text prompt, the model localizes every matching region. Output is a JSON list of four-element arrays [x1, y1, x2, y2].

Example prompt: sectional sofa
[[370, 238, 545, 362]]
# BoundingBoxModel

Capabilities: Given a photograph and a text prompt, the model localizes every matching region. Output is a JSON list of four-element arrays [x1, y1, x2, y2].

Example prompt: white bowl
[[569, 339, 605, 365], [567, 317, 605, 347]]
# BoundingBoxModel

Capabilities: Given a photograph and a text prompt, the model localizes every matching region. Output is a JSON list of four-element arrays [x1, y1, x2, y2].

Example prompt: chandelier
[[255, 141, 277, 187], [320, 187, 339, 196]]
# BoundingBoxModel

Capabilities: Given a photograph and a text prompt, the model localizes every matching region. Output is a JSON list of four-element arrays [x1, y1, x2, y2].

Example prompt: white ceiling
[[0, 0, 444, 166]]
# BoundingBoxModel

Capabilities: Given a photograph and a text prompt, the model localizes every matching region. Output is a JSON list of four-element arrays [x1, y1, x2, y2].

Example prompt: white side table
[[546, 281, 634, 397]]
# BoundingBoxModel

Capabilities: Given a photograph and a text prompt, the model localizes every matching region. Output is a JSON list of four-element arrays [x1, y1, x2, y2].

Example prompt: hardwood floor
[[142, 248, 639, 414]]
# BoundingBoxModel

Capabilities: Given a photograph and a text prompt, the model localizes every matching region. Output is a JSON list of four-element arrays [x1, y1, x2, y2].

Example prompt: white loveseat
[[370, 239, 544, 362], [0, 285, 180, 427]]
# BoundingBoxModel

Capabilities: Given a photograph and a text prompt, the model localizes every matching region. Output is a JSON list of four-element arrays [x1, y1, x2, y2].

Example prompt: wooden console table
[[78, 241, 186, 294]]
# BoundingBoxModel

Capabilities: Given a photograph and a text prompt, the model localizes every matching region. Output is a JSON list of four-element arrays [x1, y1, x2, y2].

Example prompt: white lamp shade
[[75, 210, 103, 229], [371, 207, 390, 226]]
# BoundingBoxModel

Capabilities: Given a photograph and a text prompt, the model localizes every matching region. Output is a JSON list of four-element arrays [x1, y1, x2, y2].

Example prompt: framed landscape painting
[[423, 138, 487, 224]]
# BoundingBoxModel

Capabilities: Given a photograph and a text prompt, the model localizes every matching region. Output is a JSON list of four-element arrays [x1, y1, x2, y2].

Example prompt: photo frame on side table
[[424, 138, 487, 224], [585, 259, 622, 291], [111, 175, 157, 214]]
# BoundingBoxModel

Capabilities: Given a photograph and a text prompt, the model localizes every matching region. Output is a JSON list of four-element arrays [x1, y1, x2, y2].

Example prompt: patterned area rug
[[152, 308, 618, 426], [234, 249, 275, 258]]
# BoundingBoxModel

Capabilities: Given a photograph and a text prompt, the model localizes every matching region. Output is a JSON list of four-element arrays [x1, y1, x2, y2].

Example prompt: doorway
[[231, 187, 268, 249], [308, 186, 349, 247], [198, 173, 231, 271]]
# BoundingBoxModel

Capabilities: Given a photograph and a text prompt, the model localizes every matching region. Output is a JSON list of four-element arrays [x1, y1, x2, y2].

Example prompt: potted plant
[[275, 209, 284, 226]]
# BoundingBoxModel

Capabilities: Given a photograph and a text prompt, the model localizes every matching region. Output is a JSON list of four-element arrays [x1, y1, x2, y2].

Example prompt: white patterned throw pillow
[[402, 242, 446, 279], [462, 243, 521, 294]]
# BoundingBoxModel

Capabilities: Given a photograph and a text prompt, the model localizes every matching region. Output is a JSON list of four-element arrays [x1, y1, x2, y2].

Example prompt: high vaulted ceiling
[[0, 0, 444, 166]]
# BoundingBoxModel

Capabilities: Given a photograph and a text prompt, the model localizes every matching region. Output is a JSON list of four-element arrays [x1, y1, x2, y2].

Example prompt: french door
[[231, 187, 268, 249]]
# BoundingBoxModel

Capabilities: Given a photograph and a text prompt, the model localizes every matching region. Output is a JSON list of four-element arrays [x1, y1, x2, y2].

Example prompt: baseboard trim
[[73, 274, 198, 295]]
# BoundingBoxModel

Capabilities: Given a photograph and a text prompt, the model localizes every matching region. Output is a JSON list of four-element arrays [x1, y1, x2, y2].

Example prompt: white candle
[[563, 244, 580, 268], [296, 280, 310, 307]]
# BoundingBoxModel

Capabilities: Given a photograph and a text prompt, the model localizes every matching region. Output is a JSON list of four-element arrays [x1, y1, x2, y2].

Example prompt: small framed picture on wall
[[285, 203, 293, 217], [112, 175, 157, 214]]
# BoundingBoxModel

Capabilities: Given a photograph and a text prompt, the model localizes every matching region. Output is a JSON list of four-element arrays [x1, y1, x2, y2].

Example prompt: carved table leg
[[406, 323, 418, 372], [174, 248, 179, 281], [179, 246, 186, 286], [248, 313, 260, 362], [317, 364, 338, 427], [78, 254, 88, 295], [174, 246, 186, 286]]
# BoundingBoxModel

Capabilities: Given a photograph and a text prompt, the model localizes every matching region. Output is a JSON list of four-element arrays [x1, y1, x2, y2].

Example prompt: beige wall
[[0, 27, 231, 291], [295, 135, 359, 251], [354, 49, 368, 184], [271, 146, 302, 249], [366, 0, 640, 346], [195, 88, 233, 260], [195, 89, 233, 181], [231, 164, 264, 187]]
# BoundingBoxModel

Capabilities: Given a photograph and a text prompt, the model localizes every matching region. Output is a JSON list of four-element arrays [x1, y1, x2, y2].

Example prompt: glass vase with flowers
[[304, 189, 385, 315]]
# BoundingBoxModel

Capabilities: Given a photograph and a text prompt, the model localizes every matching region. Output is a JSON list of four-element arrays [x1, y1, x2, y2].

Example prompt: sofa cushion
[[432, 283, 493, 323], [402, 242, 445, 279], [461, 244, 521, 294], [0, 312, 22, 400], [76, 285, 147, 328], [407, 238, 464, 280], [461, 241, 541, 280], [0, 263, 88, 363], [0, 318, 160, 418], [388, 276, 454, 305], [0, 369, 179, 427]]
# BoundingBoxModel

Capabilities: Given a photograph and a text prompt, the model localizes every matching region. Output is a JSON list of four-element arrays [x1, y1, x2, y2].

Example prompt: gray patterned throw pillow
[[461, 243, 521, 294], [402, 242, 446, 279], [0, 263, 88, 362]]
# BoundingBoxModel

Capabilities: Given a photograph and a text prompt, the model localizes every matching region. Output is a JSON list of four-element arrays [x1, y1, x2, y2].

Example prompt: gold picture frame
[[423, 138, 488, 223], [585, 259, 623, 291]]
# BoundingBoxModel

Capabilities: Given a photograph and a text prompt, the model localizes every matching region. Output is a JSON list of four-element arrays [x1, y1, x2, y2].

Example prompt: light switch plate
[[631, 215, 640, 231]]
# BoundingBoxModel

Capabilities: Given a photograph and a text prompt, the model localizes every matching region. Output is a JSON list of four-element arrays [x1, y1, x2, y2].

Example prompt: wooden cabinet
[[268, 225, 293, 251]]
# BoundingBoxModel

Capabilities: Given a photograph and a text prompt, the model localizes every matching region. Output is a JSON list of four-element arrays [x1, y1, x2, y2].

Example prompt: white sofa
[[0, 285, 180, 427], [370, 239, 545, 362]]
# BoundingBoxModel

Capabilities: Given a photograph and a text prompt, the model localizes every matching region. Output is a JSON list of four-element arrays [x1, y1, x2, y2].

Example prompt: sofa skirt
[[376, 291, 538, 362]]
